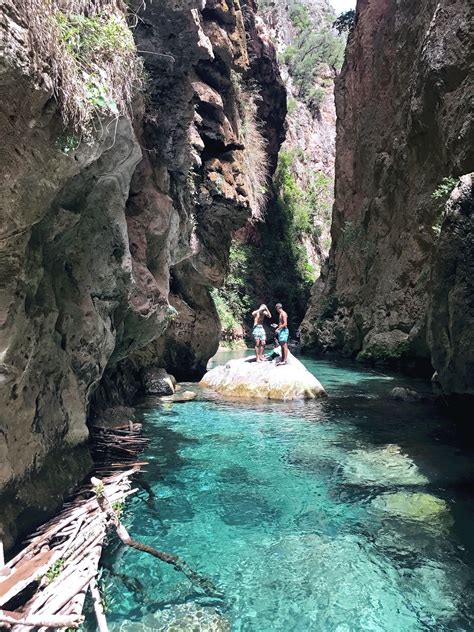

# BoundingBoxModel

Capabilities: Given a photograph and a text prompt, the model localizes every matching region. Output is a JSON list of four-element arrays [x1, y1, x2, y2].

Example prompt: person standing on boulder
[[252, 304, 271, 362], [272, 303, 289, 365]]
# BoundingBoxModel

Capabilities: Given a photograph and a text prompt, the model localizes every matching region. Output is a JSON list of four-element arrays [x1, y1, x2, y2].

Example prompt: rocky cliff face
[[428, 174, 474, 396], [301, 0, 474, 394], [250, 0, 338, 274], [0, 0, 284, 546], [118, 0, 287, 380], [260, 0, 337, 268], [211, 0, 341, 343]]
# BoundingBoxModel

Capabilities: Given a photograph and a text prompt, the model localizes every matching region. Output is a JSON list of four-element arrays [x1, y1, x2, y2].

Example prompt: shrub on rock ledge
[[12, 0, 142, 133]]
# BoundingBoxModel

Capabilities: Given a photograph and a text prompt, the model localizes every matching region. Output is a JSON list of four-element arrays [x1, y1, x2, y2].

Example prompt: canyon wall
[[0, 0, 285, 546], [259, 0, 338, 269], [213, 0, 341, 341], [301, 0, 474, 394]]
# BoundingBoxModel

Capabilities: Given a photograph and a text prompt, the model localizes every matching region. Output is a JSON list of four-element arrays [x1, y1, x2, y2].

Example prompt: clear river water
[[95, 352, 474, 631]]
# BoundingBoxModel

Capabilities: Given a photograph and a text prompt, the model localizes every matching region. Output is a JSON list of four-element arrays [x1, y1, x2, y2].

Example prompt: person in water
[[272, 303, 289, 365], [252, 304, 271, 362]]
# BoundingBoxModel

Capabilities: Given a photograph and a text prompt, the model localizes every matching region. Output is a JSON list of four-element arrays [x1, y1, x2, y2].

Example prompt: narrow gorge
[[0, 0, 473, 629], [214, 0, 341, 338]]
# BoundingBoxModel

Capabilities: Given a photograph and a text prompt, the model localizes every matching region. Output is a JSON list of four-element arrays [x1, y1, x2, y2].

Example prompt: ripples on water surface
[[98, 352, 474, 631]]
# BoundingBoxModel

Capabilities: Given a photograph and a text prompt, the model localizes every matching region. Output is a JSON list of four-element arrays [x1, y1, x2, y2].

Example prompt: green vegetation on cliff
[[55, 10, 139, 121], [276, 149, 332, 245], [213, 149, 332, 340], [333, 10, 356, 35], [282, 2, 345, 111], [232, 73, 270, 221], [15, 0, 141, 132]]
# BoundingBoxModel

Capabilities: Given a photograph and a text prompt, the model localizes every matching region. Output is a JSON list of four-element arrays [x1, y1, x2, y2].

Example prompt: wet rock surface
[[142, 368, 176, 396], [390, 387, 423, 402]]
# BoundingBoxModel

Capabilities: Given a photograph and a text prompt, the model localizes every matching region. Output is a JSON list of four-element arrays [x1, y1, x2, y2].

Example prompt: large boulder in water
[[142, 367, 176, 395], [200, 352, 326, 400]]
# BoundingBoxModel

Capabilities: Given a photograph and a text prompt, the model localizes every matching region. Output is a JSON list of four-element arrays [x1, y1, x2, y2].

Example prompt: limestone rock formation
[[103, 0, 287, 380], [0, 0, 285, 545], [301, 0, 474, 395], [200, 352, 327, 399], [259, 0, 338, 269], [428, 175, 474, 396], [142, 368, 175, 396]]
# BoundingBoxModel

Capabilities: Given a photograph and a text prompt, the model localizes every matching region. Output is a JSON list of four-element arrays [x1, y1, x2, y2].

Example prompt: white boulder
[[200, 352, 326, 400]]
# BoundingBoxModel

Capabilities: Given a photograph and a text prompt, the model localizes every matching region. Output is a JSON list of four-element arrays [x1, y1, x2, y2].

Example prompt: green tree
[[333, 10, 356, 35], [289, 3, 311, 31], [282, 17, 345, 112]]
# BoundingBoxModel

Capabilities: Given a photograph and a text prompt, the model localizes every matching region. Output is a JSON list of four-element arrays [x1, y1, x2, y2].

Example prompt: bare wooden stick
[[89, 577, 109, 632], [30, 565, 96, 619], [0, 549, 54, 607], [58, 517, 84, 558], [91, 477, 221, 597], [0, 610, 84, 628]]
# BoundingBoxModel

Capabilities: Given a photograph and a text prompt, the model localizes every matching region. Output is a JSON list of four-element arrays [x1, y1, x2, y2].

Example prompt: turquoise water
[[99, 354, 474, 631]]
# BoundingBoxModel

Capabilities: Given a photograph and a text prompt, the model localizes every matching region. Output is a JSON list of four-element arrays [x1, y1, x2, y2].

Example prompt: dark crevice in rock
[[202, 8, 235, 27], [201, 136, 243, 162], [195, 60, 232, 93]]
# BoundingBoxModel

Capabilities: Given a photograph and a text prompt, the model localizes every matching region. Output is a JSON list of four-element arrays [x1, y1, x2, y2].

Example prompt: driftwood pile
[[0, 423, 145, 631], [0, 421, 220, 631], [90, 422, 149, 473]]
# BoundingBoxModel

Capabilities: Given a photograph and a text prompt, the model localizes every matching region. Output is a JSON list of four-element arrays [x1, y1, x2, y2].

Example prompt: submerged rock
[[372, 492, 453, 531], [142, 368, 176, 396], [342, 444, 428, 487], [114, 604, 230, 632], [390, 387, 422, 402], [200, 353, 326, 400]]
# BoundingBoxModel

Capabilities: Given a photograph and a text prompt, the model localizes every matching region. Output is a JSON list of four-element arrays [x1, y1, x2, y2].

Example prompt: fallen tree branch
[[2, 422, 155, 629], [91, 477, 221, 597], [89, 577, 109, 632]]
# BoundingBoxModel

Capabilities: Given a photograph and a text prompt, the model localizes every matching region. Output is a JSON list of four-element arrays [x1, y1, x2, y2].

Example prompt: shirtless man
[[272, 303, 289, 365], [252, 304, 271, 362]]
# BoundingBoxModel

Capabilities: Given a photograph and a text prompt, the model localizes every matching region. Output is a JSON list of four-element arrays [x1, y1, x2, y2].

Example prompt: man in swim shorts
[[272, 303, 289, 365], [252, 304, 271, 362]]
